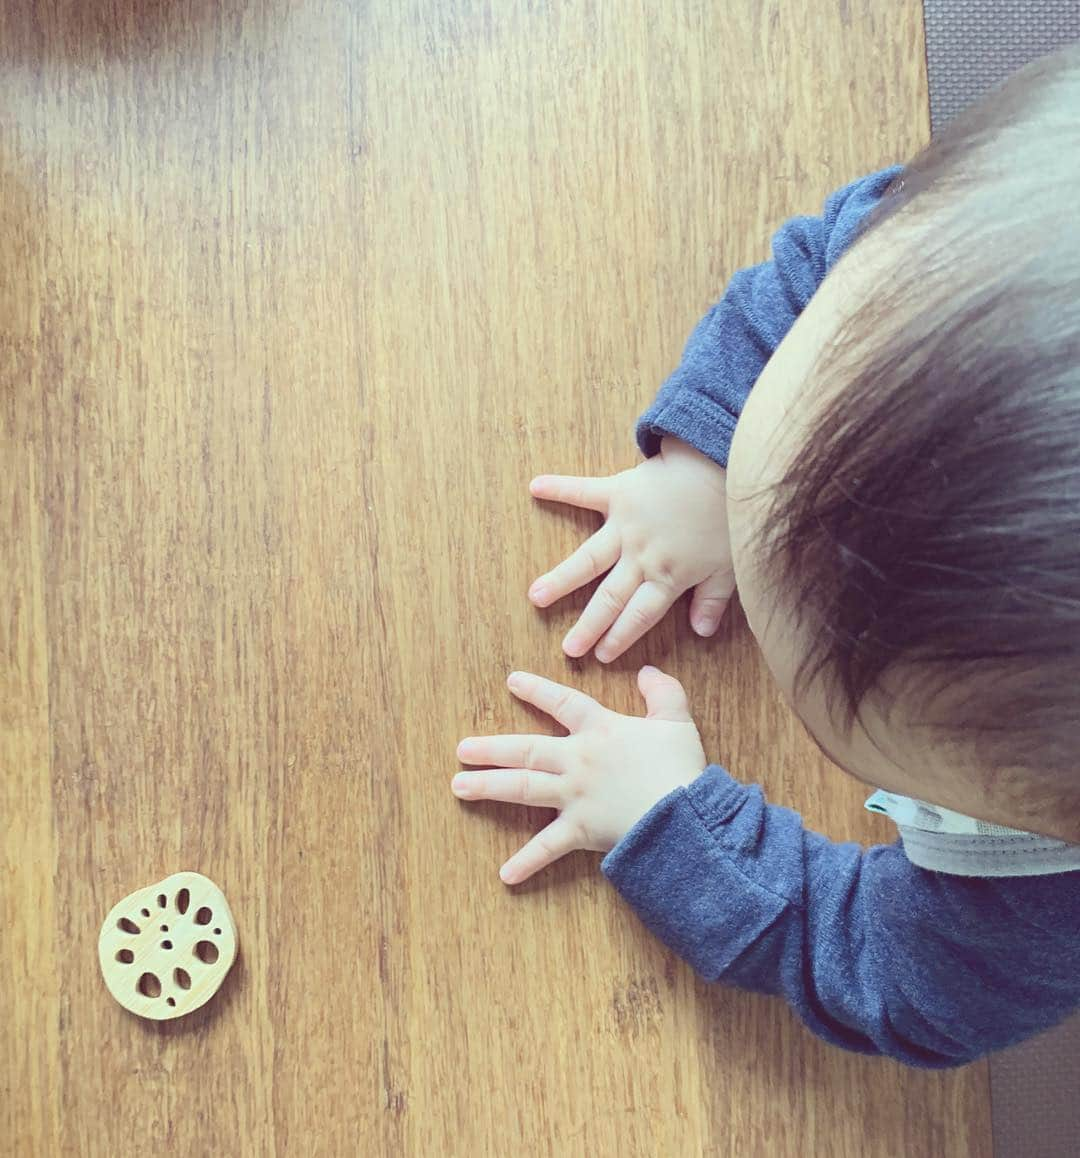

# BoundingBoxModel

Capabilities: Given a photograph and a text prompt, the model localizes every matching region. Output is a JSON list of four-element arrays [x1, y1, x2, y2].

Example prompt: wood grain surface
[[1, 2, 992, 1154]]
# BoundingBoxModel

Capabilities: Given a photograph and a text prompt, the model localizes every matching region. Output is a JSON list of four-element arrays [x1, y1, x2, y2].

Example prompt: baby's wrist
[[659, 435, 727, 492]]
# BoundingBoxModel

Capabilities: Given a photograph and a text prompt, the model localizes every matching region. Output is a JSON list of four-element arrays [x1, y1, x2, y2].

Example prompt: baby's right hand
[[528, 436, 735, 662]]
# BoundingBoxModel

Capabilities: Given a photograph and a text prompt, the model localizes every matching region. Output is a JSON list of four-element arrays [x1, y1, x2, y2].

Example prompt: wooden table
[[1, 2, 991, 1153]]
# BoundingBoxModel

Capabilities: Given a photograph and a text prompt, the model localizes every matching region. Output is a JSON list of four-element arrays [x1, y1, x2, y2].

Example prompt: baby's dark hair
[[767, 43, 1080, 794]]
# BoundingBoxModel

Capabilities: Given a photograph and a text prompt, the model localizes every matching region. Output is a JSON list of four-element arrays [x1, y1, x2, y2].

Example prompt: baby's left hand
[[453, 667, 707, 884]]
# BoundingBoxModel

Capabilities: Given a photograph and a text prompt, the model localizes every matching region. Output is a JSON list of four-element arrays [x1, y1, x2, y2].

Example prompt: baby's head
[[726, 45, 1080, 839]]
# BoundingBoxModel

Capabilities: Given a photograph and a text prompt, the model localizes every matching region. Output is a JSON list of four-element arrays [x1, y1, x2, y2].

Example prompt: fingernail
[[693, 616, 716, 636], [507, 672, 523, 689], [562, 634, 580, 655], [595, 647, 611, 663], [529, 581, 549, 604], [451, 773, 472, 795], [641, 665, 658, 675], [499, 862, 516, 884], [456, 740, 474, 759]]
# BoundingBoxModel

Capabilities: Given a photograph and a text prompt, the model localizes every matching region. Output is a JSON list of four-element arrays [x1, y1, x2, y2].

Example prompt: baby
[[452, 45, 1080, 1067]]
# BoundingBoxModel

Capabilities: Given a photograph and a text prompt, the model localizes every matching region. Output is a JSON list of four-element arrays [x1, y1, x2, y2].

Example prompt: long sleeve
[[637, 166, 902, 467], [602, 765, 1080, 1068]]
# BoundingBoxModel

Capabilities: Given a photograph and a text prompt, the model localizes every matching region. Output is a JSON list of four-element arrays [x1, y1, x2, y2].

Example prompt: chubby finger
[[507, 670, 602, 732], [529, 524, 619, 608], [529, 473, 610, 514], [594, 581, 675, 663], [451, 768, 564, 809], [689, 569, 736, 636], [456, 733, 564, 773], [637, 665, 693, 722], [562, 557, 640, 658], [499, 816, 579, 884]]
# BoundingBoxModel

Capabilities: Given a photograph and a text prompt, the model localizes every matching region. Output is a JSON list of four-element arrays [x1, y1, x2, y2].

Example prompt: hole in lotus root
[[194, 940, 219, 965], [137, 973, 161, 998]]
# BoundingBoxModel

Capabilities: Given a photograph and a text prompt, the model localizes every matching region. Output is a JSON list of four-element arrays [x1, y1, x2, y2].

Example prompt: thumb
[[689, 569, 735, 637], [638, 666, 693, 722]]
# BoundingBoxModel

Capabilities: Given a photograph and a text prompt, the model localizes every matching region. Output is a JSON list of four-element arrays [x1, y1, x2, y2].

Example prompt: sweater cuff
[[635, 391, 739, 468], [601, 765, 787, 980]]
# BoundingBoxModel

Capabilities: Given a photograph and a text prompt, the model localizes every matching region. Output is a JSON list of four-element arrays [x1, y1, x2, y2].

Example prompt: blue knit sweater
[[601, 169, 1080, 1068]]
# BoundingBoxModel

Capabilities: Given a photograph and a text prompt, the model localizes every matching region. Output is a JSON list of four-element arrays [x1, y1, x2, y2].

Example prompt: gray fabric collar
[[865, 790, 1080, 877]]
